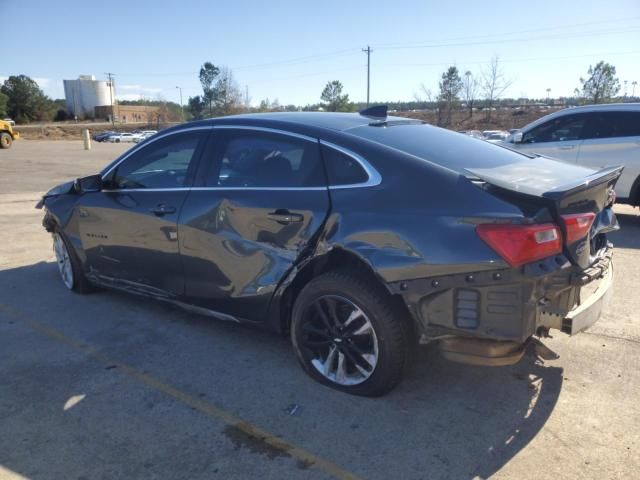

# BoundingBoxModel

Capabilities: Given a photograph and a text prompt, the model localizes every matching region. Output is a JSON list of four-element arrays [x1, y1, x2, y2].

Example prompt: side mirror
[[74, 174, 103, 193], [511, 131, 523, 143]]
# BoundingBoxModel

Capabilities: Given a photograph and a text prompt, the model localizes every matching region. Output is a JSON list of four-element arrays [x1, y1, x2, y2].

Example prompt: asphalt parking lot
[[1, 140, 639, 480]]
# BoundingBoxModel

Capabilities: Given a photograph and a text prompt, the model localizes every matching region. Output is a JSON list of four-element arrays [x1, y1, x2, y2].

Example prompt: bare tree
[[462, 71, 478, 118], [214, 67, 242, 115], [481, 56, 513, 120], [413, 84, 434, 105]]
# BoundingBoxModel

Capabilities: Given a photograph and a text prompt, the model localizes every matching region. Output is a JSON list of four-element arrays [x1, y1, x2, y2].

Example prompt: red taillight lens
[[476, 223, 562, 267], [561, 212, 596, 244]]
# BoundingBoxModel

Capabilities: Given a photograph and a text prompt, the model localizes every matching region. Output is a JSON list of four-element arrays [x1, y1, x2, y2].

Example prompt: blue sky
[[3, 0, 640, 106]]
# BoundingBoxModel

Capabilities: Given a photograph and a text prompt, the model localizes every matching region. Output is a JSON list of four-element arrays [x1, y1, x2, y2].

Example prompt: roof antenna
[[359, 105, 387, 119]]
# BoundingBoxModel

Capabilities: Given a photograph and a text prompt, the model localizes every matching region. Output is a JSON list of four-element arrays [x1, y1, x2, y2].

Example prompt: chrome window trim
[[190, 186, 328, 191], [98, 124, 381, 193], [101, 186, 328, 193], [101, 188, 191, 193], [213, 124, 317, 143], [319, 140, 382, 189], [101, 126, 214, 179]]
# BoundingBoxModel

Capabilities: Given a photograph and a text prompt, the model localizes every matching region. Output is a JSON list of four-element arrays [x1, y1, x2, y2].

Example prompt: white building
[[63, 75, 112, 118]]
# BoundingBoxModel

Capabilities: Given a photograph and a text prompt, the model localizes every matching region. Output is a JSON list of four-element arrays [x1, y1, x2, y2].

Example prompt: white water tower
[[63, 75, 112, 119]]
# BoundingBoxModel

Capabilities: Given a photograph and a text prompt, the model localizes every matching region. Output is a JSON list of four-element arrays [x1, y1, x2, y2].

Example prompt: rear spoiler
[[465, 164, 624, 200], [540, 165, 624, 200]]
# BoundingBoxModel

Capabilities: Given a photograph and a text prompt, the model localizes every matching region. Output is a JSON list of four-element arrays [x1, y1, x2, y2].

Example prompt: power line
[[378, 50, 640, 69], [374, 26, 640, 51], [373, 16, 640, 49], [116, 21, 640, 78]]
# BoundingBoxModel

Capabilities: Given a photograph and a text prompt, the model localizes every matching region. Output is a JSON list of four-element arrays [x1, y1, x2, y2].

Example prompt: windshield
[[347, 123, 535, 174]]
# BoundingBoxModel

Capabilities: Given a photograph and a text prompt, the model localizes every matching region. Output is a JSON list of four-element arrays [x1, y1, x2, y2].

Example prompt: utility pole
[[105, 72, 116, 126], [362, 45, 372, 107], [633, 81, 637, 98], [175, 86, 183, 121], [624, 80, 628, 100]]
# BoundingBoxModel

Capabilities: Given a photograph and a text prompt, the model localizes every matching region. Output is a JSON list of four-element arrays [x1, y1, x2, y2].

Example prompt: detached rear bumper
[[563, 262, 613, 335], [390, 248, 614, 366]]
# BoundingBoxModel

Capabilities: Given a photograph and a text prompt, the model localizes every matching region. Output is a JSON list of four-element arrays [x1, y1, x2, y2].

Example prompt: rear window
[[348, 123, 532, 174], [321, 145, 368, 185]]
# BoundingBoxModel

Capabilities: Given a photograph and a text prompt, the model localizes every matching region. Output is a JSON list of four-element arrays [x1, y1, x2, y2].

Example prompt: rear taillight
[[561, 213, 596, 244], [476, 223, 562, 267]]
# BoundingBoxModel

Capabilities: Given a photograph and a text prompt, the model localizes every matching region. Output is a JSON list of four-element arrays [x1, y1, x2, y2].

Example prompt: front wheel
[[0, 132, 12, 149], [291, 270, 412, 396], [52, 231, 94, 293]]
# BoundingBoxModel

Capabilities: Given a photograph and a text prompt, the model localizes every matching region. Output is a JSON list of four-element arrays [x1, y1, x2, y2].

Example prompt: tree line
[[0, 75, 67, 123], [1, 59, 631, 125], [425, 58, 624, 127]]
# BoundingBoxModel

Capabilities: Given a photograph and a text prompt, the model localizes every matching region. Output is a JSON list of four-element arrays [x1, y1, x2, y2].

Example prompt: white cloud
[[116, 93, 145, 101], [34, 77, 50, 88], [119, 84, 162, 93]]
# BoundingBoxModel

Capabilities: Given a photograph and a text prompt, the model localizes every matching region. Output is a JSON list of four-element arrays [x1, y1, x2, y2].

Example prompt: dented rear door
[[178, 127, 330, 321]]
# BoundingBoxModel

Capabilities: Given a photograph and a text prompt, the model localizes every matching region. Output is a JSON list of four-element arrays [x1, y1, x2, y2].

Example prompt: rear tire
[[291, 269, 412, 396], [0, 132, 12, 149], [52, 230, 95, 294]]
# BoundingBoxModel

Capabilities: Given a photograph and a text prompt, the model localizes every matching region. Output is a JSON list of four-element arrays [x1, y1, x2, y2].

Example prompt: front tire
[[52, 231, 94, 294], [291, 270, 412, 396], [0, 132, 12, 149]]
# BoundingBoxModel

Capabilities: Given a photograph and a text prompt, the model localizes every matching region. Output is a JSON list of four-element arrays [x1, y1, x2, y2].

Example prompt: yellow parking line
[[0, 303, 363, 480]]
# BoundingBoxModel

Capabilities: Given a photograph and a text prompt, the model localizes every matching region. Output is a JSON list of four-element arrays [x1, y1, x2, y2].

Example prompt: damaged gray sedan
[[37, 108, 621, 396]]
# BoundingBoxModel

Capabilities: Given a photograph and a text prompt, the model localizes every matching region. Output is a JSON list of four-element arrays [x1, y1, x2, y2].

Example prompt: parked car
[[505, 103, 640, 206], [485, 131, 510, 143], [482, 129, 504, 138], [458, 130, 484, 139], [37, 108, 620, 396], [93, 131, 117, 142], [107, 132, 141, 143], [133, 130, 158, 143]]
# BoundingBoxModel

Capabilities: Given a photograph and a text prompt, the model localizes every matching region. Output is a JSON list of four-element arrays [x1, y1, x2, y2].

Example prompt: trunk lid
[[466, 158, 623, 269]]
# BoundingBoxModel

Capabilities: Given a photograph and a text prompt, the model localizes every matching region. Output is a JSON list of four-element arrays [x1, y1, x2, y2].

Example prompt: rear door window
[[206, 129, 325, 188], [321, 145, 369, 186]]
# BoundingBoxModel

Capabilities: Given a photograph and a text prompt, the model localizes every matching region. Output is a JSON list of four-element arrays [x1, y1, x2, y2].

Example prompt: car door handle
[[150, 204, 176, 216], [559, 145, 576, 150], [267, 210, 304, 225]]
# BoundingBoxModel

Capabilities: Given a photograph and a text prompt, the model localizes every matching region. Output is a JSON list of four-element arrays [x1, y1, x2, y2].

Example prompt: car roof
[[519, 103, 640, 131], [185, 111, 421, 132], [558, 103, 640, 113]]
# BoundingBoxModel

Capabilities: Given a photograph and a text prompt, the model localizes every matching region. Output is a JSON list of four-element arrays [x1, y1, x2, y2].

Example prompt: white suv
[[505, 104, 640, 206]]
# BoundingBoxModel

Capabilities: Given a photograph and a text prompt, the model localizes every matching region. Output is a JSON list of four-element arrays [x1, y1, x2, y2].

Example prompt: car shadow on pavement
[[611, 212, 640, 249], [0, 260, 564, 480]]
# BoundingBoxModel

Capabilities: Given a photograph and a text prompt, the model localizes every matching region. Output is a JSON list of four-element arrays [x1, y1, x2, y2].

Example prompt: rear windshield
[[347, 123, 533, 174]]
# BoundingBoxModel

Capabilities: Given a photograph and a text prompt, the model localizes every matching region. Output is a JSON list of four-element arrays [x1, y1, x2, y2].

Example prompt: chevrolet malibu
[[37, 108, 621, 396]]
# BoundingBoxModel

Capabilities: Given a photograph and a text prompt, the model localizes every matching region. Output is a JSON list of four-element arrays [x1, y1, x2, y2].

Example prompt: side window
[[321, 145, 369, 186], [522, 114, 587, 143], [209, 130, 325, 188], [112, 131, 203, 189], [582, 112, 640, 140], [606, 112, 640, 138]]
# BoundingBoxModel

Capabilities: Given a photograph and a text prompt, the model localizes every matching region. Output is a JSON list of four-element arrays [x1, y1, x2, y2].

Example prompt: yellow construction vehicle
[[0, 119, 19, 149]]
